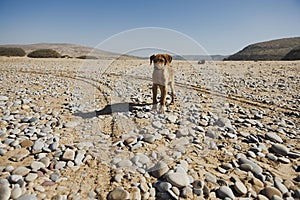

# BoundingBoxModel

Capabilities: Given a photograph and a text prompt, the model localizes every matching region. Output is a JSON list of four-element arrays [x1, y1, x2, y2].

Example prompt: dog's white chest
[[153, 68, 168, 86]]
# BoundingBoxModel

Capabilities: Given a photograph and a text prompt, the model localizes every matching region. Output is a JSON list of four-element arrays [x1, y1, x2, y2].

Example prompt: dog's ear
[[163, 54, 172, 65], [150, 54, 156, 65]]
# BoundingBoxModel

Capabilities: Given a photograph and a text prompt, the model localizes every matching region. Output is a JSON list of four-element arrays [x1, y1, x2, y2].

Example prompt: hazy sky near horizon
[[0, 0, 300, 55]]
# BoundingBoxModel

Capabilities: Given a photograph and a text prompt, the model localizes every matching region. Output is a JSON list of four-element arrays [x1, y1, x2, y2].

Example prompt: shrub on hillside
[[76, 55, 98, 59], [0, 47, 26, 57], [27, 49, 61, 58]]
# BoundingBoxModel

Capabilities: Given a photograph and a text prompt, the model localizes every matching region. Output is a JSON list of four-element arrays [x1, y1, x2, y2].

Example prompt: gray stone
[[205, 172, 217, 184], [0, 183, 11, 200], [271, 144, 289, 156], [62, 149, 75, 161], [217, 186, 235, 199], [131, 187, 141, 200], [278, 157, 290, 164], [55, 161, 66, 170], [114, 174, 122, 183], [143, 134, 156, 143], [266, 132, 283, 143], [238, 157, 262, 174], [49, 142, 59, 151], [50, 172, 60, 182], [116, 160, 132, 168], [12, 166, 30, 176], [74, 152, 85, 165], [8, 175, 23, 183], [167, 115, 177, 123], [274, 178, 288, 194], [149, 161, 169, 178], [30, 161, 45, 172], [0, 96, 9, 101], [34, 185, 45, 192], [266, 153, 278, 161], [33, 141, 44, 151], [16, 194, 37, 200], [205, 129, 218, 139], [234, 181, 247, 195], [108, 187, 130, 200], [261, 186, 282, 199], [166, 172, 190, 188], [157, 182, 172, 192], [64, 121, 79, 128], [152, 121, 163, 129], [11, 184, 22, 199], [176, 128, 189, 137], [25, 173, 38, 182]]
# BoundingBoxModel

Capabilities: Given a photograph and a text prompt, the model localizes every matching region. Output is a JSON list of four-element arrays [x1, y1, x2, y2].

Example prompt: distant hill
[[0, 43, 136, 59], [282, 46, 300, 60], [173, 55, 228, 61], [226, 37, 300, 60]]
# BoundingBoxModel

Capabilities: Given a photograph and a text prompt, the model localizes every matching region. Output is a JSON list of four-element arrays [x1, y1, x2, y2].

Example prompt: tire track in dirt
[[108, 72, 299, 115]]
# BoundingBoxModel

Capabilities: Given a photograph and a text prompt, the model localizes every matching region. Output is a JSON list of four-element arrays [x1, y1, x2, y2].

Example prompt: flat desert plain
[[0, 57, 299, 200]]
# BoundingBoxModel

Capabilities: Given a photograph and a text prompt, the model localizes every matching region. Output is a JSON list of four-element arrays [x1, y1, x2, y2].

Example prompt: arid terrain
[[0, 57, 299, 200]]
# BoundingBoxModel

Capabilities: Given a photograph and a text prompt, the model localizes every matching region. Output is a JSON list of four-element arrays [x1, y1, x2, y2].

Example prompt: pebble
[[216, 186, 235, 199], [205, 129, 218, 139], [271, 144, 289, 156], [143, 134, 156, 143], [55, 161, 66, 170], [108, 187, 130, 200], [64, 121, 79, 128], [31, 161, 45, 172], [261, 186, 282, 199], [0, 183, 11, 200], [33, 141, 44, 151], [8, 175, 23, 183], [116, 160, 133, 168], [166, 172, 190, 188], [0, 96, 9, 101], [12, 166, 30, 176], [265, 132, 283, 143], [238, 157, 262, 174], [274, 178, 288, 194], [74, 152, 85, 165], [34, 185, 45, 192], [20, 140, 34, 148], [15, 194, 37, 200], [152, 121, 163, 129], [50, 172, 60, 182], [149, 161, 169, 178], [204, 172, 217, 184], [234, 181, 247, 195], [131, 187, 141, 200], [11, 148, 29, 161], [167, 115, 177, 123], [25, 173, 38, 182], [62, 149, 75, 161], [11, 184, 22, 199]]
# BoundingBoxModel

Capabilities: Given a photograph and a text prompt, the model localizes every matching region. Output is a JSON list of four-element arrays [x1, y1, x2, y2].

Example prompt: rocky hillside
[[226, 37, 300, 60], [0, 43, 135, 59]]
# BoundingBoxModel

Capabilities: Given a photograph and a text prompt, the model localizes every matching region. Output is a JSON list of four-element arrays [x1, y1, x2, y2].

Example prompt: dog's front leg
[[159, 85, 167, 113], [152, 84, 158, 111]]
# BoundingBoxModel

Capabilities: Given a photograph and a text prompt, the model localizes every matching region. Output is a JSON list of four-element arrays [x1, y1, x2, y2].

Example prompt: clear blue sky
[[0, 0, 299, 55]]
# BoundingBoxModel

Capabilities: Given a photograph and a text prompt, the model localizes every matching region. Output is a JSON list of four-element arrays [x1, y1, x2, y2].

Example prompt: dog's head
[[150, 54, 172, 66]]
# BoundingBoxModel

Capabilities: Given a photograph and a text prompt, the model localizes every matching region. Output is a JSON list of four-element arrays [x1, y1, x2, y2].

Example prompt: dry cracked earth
[[0, 57, 299, 200]]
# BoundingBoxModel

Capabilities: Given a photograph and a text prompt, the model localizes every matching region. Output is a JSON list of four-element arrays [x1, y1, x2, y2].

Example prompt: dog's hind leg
[[159, 85, 167, 113], [170, 82, 175, 105]]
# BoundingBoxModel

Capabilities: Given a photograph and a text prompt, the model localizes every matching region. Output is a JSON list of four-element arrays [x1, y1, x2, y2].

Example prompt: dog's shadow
[[73, 102, 152, 119]]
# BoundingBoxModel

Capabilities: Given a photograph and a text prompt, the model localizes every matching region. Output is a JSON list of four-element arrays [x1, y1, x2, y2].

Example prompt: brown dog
[[150, 54, 175, 113]]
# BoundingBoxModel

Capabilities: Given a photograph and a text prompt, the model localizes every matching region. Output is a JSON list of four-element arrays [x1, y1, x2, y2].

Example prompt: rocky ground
[[0, 57, 299, 200]]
